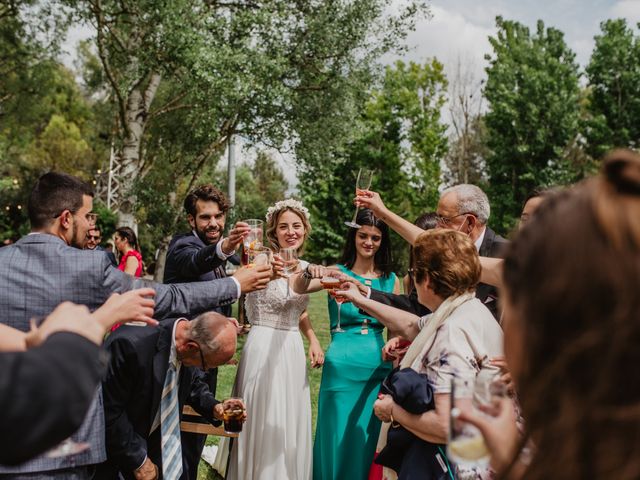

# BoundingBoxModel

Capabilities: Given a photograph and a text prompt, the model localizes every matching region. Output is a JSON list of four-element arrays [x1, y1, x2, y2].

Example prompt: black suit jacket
[[98, 321, 219, 479], [164, 233, 226, 283], [370, 227, 508, 320], [0, 332, 107, 466]]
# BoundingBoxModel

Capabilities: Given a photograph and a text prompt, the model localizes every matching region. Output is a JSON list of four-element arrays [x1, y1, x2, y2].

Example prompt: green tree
[[65, 0, 428, 231], [0, 57, 101, 238], [299, 59, 448, 270], [584, 19, 640, 158], [484, 17, 581, 232]]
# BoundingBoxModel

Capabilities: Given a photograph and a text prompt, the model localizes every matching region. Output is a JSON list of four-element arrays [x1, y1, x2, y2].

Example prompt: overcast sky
[[398, 0, 640, 82]]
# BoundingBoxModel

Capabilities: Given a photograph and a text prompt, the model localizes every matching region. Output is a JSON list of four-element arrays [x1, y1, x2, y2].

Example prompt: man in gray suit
[[0, 172, 271, 478]]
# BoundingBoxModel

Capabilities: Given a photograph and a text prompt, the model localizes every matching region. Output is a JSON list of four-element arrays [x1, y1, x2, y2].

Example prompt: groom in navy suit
[[163, 184, 247, 479]]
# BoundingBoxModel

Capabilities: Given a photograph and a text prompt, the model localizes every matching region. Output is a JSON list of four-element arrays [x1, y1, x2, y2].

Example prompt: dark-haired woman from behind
[[313, 209, 400, 480], [114, 227, 143, 277]]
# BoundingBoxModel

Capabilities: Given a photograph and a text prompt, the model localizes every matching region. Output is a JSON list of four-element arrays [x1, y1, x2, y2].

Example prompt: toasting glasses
[[345, 168, 374, 229], [321, 276, 345, 333], [279, 247, 298, 297]]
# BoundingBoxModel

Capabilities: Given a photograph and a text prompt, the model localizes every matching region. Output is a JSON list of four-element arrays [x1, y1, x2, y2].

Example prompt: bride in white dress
[[220, 199, 324, 480]]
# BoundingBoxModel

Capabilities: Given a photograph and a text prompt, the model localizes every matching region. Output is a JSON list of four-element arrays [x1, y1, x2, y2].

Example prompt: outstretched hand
[[234, 264, 272, 293], [25, 302, 95, 348], [334, 282, 364, 305], [94, 288, 158, 328], [354, 190, 387, 217], [222, 222, 251, 255]]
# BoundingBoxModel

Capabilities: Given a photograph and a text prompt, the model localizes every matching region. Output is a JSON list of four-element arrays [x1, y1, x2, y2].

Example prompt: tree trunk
[[117, 72, 163, 232], [153, 235, 171, 282]]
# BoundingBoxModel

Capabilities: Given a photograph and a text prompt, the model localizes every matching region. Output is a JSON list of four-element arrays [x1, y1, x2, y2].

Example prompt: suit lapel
[[478, 227, 496, 257], [150, 321, 174, 427]]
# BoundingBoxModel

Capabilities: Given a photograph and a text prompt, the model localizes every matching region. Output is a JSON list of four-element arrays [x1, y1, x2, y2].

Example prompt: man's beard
[[70, 222, 87, 249], [196, 225, 222, 246]]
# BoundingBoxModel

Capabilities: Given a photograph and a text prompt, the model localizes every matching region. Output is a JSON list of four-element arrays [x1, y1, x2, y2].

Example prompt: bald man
[[97, 313, 241, 480]]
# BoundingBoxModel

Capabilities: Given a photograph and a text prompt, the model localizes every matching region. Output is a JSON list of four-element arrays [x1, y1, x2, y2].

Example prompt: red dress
[[112, 250, 143, 331], [118, 250, 143, 277]]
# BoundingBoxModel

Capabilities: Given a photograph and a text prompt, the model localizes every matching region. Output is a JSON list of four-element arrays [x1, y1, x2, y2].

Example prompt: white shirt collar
[[171, 318, 187, 370], [474, 227, 486, 252]]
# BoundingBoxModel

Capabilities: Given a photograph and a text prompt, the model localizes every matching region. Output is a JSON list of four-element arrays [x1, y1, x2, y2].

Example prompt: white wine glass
[[279, 247, 298, 297], [345, 168, 374, 229], [448, 371, 505, 468]]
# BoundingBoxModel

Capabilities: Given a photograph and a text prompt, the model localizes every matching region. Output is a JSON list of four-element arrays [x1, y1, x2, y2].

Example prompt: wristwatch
[[301, 265, 313, 280]]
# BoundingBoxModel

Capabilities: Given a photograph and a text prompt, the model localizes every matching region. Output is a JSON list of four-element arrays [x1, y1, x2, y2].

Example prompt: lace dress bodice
[[245, 260, 310, 331]]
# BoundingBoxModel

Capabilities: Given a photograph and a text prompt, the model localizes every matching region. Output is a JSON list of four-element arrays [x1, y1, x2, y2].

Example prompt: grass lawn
[[198, 290, 332, 480]]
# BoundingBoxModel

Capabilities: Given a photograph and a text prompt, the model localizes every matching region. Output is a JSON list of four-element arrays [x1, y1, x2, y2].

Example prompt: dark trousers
[[181, 368, 218, 480]]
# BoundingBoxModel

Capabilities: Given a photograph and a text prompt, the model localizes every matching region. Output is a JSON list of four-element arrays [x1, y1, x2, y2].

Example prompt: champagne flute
[[321, 276, 345, 333], [345, 168, 374, 229], [279, 247, 298, 297]]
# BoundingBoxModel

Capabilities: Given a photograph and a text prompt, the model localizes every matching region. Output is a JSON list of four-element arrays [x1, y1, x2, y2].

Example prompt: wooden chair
[[180, 405, 238, 438]]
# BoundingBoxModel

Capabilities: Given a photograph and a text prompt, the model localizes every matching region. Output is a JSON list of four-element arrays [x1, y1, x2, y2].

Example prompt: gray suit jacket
[[0, 233, 238, 476]]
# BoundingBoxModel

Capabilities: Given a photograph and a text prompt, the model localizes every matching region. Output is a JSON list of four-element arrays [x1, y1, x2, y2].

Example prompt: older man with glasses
[[97, 311, 245, 480], [354, 184, 508, 320]]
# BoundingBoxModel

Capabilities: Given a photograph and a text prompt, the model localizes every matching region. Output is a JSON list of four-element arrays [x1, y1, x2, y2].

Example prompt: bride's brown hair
[[502, 149, 640, 479]]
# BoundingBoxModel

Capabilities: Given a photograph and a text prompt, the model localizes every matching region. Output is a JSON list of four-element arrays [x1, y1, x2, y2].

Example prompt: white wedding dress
[[219, 267, 312, 480]]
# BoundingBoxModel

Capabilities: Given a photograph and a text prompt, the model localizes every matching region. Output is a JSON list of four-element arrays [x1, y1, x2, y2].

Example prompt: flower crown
[[266, 198, 310, 223]]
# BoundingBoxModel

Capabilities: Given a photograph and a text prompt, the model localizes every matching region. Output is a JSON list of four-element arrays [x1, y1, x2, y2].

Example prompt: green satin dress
[[313, 265, 396, 480]]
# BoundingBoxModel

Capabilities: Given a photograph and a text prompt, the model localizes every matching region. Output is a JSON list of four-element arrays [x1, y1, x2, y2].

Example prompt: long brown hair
[[502, 149, 640, 479]]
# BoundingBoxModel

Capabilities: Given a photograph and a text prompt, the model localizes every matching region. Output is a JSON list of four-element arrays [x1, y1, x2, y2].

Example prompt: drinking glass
[[321, 276, 345, 332], [448, 371, 505, 468], [222, 397, 246, 435], [247, 247, 272, 268], [344, 168, 374, 229], [242, 219, 264, 265], [279, 247, 298, 297]]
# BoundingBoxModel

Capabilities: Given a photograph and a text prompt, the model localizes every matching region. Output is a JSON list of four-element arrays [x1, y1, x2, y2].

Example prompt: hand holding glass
[[242, 219, 264, 265], [222, 397, 246, 434], [345, 168, 374, 229], [321, 276, 345, 332], [279, 248, 298, 297], [448, 372, 506, 468]]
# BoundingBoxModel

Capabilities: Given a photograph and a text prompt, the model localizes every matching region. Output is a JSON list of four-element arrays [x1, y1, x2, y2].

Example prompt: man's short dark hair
[[28, 172, 94, 229], [183, 184, 229, 217]]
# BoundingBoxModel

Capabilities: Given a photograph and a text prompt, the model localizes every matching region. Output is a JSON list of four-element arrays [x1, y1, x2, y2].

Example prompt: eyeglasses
[[198, 344, 208, 371], [436, 213, 473, 227], [52, 210, 98, 225]]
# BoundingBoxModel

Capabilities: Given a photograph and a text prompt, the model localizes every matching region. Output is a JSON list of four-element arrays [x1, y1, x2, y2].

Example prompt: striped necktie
[[160, 360, 182, 478]]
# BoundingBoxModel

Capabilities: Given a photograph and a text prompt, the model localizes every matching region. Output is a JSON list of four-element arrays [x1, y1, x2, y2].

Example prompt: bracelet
[[390, 405, 400, 428], [301, 265, 313, 280]]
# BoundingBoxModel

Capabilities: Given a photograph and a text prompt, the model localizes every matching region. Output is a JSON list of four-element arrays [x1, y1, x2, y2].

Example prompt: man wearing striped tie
[[97, 312, 245, 480]]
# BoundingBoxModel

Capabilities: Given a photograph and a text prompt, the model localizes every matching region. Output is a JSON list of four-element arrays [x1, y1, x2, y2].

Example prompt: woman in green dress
[[311, 209, 400, 479]]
